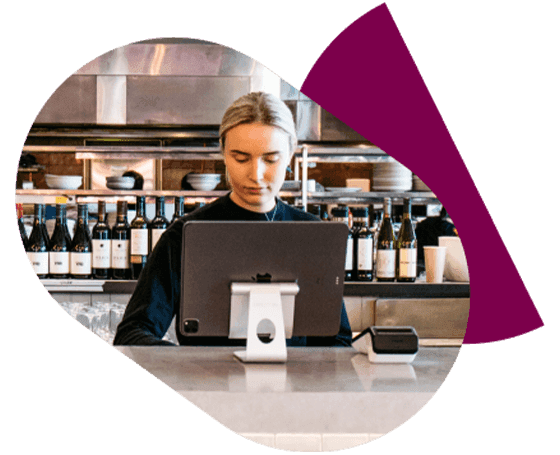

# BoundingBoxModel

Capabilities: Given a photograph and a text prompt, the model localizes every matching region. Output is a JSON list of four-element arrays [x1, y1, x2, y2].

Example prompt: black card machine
[[352, 326, 419, 363]]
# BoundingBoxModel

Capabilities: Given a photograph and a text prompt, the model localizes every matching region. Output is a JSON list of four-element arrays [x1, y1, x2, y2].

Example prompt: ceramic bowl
[[45, 174, 83, 190]]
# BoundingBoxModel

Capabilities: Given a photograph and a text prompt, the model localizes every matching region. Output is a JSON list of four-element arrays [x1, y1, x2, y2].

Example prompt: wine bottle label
[[131, 229, 149, 255], [49, 251, 69, 274], [92, 239, 111, 268], [376, 249, 396, 278], [398, 248, 417, 278], [357, 238, 373, 271], [151, 229, 166, 250], [112, 240, 130, 269], [345, 237, 353, 271], [70, 252, 92, 275], [27, 252, 49, 275], [130, 255, 145, 264]]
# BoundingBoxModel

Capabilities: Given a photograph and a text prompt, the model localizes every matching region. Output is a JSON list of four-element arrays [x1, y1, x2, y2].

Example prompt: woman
[[113, 92, 352, 347]]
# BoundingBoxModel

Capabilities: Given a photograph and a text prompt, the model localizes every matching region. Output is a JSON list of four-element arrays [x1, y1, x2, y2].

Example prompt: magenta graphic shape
[[300, 3, 543, 344]]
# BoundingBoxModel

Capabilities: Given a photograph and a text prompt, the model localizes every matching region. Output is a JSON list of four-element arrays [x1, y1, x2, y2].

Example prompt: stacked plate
[[372, 161, 412, 191], [413, 174, 431, 192], [187, 173, 221, 191], [106, 176, 135, 190]]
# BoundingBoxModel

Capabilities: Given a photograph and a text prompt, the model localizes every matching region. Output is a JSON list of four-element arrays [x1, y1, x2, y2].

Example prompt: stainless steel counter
[[115, 346, 460, 435]]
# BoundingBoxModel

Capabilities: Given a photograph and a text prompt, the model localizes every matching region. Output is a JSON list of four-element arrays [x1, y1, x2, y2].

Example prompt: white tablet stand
[[230, 282, 299, 363]]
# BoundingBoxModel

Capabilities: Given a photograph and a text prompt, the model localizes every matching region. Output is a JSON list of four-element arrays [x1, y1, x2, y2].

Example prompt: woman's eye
[[233, 155, 248, 163], [264, 155, 280, 164]]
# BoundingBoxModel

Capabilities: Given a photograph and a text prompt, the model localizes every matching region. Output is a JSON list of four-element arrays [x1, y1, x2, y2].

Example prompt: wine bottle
[[70, 204, 92, 279], [149, 196, 169, 252], [331, 207, 353, 281], [396, 198, 417, 282], [48, 204, 71, 279], [171, 196, 184, 223], [92, 200, 111, 280], [40, 204, 50, 245], [376, 198, 396, 282], [130, 196, 149, 279], [352, 207, 373, 281], [17, 203, 28, 249], [112, 201, 131, 280], [26, 204, 49, 278]]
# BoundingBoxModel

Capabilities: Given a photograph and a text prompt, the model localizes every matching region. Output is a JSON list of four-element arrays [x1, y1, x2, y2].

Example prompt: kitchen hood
[[33, 39, 281, 128]]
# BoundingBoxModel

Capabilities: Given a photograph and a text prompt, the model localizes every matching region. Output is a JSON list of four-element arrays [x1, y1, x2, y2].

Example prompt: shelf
[[16, 189, 229, 197], [23, 145, 223, 160], [295, 144, 385, 156], [304, 191, 437, 203], [41, 279, 470, 298], [15, 189, 435, 202]]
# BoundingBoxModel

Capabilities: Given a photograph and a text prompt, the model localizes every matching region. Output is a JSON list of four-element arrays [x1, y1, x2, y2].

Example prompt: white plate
[[373, 186, 413, 191], [106, 182, 135, 190], [325, 187, 361, 192]]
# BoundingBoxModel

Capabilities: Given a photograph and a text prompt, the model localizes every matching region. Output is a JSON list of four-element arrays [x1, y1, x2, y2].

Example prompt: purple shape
[[301, 4, 543, 344]]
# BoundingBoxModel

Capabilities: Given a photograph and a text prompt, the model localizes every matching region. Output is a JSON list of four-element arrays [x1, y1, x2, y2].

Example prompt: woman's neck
[[228, 192, 276, 213]]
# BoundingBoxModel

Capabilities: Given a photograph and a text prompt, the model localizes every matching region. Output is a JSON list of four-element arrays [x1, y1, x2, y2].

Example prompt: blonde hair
[[219, 91, 297, 154]]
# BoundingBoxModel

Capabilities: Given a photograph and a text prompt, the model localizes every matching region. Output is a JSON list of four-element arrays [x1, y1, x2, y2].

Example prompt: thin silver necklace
[[264, 201, 278, 222]]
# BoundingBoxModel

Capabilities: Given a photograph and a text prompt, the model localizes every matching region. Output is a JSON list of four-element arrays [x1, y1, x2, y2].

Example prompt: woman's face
[[224, 122, 292, 213]]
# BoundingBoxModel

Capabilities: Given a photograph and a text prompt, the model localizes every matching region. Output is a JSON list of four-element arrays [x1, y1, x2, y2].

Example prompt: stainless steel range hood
[[33, 39, 281, 127]]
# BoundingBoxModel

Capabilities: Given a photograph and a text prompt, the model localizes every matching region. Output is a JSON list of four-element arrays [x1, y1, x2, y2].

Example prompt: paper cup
[[424, 246, 446, 283]]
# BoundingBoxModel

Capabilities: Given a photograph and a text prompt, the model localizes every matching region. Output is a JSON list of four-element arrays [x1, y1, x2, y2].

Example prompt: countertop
[[115, 346, 460, 435], [42, 278, 470, 298]]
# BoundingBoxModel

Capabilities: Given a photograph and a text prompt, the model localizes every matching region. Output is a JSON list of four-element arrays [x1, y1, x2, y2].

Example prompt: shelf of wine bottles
[[21, 196, 184, 281]]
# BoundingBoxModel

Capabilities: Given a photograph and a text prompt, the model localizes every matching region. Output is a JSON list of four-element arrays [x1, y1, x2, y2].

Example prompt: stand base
[[230, 282, 299, 363], [233, 350, 287, 364]]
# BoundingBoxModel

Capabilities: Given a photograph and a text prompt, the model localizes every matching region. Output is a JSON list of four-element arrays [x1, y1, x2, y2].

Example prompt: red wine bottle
[[70, 204, 92, 279], [171, 196, 184, 223], [92, 200, 111, 280], [49, 204, 71, 279], [26, 204, 49, 278], [40, 204, 49, 245], [149, 196, 169, 252], [112, 201, 131, 280], [130, 196, 149, 279], [376, 198, 396, 282], [396, 198, 417, 282], [17, 203, 28, 249]]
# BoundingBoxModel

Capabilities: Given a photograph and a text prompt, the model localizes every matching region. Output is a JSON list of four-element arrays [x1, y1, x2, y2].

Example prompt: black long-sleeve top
[[113, 193, 352, 347]]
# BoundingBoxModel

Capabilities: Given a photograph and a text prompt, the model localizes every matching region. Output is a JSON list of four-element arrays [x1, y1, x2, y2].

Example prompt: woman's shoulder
[[168, 195, 233, 232], [279, 200, 321, 221]]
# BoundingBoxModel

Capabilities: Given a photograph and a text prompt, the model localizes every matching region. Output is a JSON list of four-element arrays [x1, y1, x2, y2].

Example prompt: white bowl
[[438, 236, 469, 282], [189, 181, 220, 191], [45, 174, 83, 190]]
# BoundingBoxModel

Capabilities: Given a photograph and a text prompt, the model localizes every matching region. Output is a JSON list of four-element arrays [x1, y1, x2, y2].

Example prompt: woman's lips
[[245, 187, 267, 194]]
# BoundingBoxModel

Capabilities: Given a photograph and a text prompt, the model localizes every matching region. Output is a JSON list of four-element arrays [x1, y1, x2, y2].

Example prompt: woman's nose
[[249, 159, 266, 181]]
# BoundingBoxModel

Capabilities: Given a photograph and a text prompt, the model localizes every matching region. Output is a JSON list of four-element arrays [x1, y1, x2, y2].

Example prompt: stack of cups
[[424, 246, 447, 283]]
